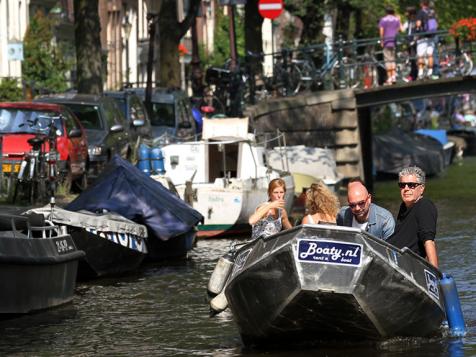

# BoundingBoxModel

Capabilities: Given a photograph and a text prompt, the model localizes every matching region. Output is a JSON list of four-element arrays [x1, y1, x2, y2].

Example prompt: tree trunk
[[74, 0, 103, 94], [245, 0, 264, 73], [156, 0, 201, 88]]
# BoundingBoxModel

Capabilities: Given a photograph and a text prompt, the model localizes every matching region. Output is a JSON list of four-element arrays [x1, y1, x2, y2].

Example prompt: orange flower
[[450, 18, 476, 42]]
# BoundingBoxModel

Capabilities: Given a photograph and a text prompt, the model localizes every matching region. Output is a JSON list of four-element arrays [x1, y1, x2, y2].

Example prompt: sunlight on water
[[0, 160, 475, 356]]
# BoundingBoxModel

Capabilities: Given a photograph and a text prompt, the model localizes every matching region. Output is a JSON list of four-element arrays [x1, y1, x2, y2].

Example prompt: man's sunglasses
[[398, 182, 422, 189], [349, 200, 367, 209]]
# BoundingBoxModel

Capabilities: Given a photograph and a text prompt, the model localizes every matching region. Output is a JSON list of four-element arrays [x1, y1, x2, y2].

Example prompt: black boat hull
[[70, 227, 146, 279], [225, 225, 446, 346], [145, 228, 196, 261], [0, 234, 83, 314]]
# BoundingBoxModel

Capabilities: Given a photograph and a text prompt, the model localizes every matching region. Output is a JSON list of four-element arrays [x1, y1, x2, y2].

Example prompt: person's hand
[[270, 199, 285, 210]]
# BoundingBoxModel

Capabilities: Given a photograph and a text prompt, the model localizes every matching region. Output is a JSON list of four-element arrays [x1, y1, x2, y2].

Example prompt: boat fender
[[137, 144, 151, 175], [207, 252, 234, 296], [440, 273, 466, 337], [209, 291, 228, 316]]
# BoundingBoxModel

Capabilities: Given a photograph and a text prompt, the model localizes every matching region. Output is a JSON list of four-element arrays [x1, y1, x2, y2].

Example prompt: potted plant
[[449, 18, 476, 45]]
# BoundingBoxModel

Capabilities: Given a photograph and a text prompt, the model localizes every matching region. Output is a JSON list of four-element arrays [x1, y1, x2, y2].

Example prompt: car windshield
[[111, 97, 127, 118], [63, 103, 103, 130], [151, 103, 175, 127], [0, 108, 62, 135]]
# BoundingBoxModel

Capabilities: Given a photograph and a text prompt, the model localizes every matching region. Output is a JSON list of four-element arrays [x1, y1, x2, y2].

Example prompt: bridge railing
[[202, 30, 474, 116]]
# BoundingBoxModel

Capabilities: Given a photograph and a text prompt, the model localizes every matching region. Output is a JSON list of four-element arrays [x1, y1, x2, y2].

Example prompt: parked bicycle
[[13, 117, 59, 205]]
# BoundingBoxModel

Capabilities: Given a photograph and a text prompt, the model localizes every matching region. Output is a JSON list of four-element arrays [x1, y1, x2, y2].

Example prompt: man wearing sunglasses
[[387, 166, 438, 267], [337, 178, 395, 240]]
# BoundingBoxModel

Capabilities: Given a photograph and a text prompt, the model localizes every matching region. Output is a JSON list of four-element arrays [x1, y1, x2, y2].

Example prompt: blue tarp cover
[[66, 155, 203, 241]]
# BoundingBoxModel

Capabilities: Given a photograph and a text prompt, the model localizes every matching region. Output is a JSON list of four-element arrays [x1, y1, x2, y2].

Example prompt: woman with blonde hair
[[249, 178, 293, 239], [302, 181, 340, 224]]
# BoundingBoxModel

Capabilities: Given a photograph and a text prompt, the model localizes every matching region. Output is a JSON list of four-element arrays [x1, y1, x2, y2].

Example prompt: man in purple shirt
[[379, 7, 402, 85]]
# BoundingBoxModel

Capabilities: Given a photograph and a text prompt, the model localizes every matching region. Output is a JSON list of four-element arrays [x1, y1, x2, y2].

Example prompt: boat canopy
[[66, 155, 204, 241]]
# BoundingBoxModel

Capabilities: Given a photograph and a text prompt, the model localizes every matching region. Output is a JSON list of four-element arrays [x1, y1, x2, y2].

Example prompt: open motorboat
[[0, 212, 84, 314], [210, 224, 445, 346], [158, 117, 295, 238], [27, 205, 148, 279]]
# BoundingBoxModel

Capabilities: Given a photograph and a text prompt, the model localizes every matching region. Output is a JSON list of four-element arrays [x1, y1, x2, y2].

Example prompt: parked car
[[104, 90, 152, 142], [127, 87, 197, 140], [34, 93, 133, 180], [0, 101, 88, 193]]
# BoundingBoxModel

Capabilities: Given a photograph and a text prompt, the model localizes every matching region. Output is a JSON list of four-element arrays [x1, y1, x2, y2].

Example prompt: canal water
[[0, 159, 475, 356]]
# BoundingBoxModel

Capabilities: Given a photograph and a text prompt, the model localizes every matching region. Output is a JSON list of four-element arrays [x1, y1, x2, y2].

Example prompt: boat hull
[[0, 234, 83, 314], [225, 225, 445, 346], [70, 227, 146, 279], [145, 228, 196, 261]]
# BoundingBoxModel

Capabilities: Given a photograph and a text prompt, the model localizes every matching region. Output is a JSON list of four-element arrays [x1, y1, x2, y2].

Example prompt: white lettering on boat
[[297, 239, 362, 266]]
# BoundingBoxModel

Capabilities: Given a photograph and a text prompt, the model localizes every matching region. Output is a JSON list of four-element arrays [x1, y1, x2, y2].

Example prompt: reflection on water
[[0, 161, 475, 356]]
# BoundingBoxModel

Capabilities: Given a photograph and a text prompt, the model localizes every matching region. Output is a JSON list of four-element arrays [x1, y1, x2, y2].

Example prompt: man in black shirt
[[387, 166, 439, 267]]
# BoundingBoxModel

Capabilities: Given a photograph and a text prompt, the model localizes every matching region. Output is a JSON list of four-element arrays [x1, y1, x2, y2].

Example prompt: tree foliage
[[202, 6, 245, 68], [22, 9, 69, 95], [0, 78, 23, 101]]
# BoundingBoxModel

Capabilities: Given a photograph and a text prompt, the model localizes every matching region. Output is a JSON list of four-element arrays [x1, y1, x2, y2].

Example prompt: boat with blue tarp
[[213, 224, 446, 347], [65, 155, 204, 261]]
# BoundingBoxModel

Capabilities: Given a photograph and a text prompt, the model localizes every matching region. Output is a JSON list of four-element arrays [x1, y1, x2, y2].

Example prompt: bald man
[[336, 179, 395, 240]]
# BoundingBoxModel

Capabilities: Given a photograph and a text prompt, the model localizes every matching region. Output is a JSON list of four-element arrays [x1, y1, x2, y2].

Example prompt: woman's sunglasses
[[398, 182, 422, 189]]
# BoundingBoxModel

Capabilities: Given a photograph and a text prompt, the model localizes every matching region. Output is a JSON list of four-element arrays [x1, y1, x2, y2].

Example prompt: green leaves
[[22, 9, 70, 95]]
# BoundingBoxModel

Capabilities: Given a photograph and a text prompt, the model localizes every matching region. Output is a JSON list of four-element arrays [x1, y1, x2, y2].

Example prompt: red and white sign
[[258, 0, 283, 20]]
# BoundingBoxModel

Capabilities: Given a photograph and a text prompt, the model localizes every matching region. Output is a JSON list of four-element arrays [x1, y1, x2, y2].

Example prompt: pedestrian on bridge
[[379, 6, 402, 85]]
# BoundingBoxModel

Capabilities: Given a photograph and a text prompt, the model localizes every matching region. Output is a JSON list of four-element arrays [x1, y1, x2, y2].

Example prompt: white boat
[[158, 117, 295, 238], [266, 145, 343, 194]]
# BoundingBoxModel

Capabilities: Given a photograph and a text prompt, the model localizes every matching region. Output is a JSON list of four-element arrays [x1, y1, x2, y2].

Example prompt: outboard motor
[[440, 274, 466, 337]]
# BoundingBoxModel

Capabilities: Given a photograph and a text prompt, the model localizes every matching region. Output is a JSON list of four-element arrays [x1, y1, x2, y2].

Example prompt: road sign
[[258, 0, 283, 20]]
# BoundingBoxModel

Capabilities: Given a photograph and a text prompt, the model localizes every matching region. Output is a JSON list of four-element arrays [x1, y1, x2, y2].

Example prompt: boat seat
[[0, 213, 45, 235]]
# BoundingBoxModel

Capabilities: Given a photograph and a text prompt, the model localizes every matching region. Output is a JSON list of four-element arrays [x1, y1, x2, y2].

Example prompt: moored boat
[[0, 213, 84, 314], [65, 155, 203, 261], [219, 224, 445, 346], [158, 117, 295, 238], [27, 206, 148, 279]]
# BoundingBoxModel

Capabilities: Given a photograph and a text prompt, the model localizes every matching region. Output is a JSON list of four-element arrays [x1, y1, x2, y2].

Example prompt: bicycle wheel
[[332, 57, 362, 89], [455, 53, 473, 76], [295, 60, 315, 92], [396, 51, 412, 82]]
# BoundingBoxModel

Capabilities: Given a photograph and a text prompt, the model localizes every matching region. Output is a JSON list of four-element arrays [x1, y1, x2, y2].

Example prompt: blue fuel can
[[137, 144, 151, 175]]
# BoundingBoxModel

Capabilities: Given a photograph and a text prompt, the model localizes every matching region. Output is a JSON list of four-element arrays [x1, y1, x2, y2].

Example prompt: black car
[[104, 90, 152, 142], [34, 93, 133, 179], [127, 87, 197, 140]]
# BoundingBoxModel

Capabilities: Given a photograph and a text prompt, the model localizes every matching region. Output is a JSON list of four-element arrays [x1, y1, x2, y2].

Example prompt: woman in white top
[[301, 181, 340, 225]]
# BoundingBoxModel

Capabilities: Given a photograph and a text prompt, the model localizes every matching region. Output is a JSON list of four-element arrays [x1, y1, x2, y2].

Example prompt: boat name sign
[[297, 239, 362, 266], [53, 237, 75, 255]]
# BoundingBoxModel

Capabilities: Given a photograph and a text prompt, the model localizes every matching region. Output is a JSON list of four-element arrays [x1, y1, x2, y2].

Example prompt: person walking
[[415, 0, 436, 79], [379, 6, 402, 85], [337, 178, 395, 240], [387, 166, 439, 268]]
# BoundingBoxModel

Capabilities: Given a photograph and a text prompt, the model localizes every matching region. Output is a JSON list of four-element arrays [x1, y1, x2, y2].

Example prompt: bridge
[[246, 74, 476, 190]]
